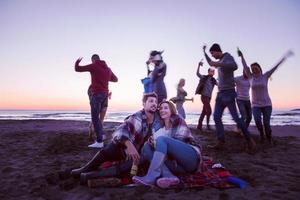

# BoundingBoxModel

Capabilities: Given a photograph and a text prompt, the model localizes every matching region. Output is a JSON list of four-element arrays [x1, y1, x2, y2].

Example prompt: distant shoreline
[[0, 119, 299, 138]]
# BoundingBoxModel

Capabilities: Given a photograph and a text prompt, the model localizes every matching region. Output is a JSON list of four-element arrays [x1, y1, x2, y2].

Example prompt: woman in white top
[[238, 49, 293, 143], [133, 101, 202, 188]]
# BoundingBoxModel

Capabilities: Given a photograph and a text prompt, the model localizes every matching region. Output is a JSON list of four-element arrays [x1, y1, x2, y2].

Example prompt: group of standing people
[[72, 43, 293, 188]]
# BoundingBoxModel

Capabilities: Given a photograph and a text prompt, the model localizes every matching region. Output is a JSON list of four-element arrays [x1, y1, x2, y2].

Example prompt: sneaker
[[88, 141, 104, 148]]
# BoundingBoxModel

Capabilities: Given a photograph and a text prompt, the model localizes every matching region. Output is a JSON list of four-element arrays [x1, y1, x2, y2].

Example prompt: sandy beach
[[0, 119, 299, 200]]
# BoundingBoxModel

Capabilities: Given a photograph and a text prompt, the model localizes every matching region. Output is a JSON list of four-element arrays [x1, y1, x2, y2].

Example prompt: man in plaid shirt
[[71, 92, 161, 182]]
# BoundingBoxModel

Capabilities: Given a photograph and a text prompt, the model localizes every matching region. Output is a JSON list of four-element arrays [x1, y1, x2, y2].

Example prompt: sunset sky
[[0, 0, 299, 112]]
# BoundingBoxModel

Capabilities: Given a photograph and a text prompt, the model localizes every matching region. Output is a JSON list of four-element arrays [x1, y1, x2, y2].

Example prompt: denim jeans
[[90, 92, 108, 142], [213, 89, 250, 142], [176, 103, 186, 119], [237, 99, 252, 129], [141, 136, 199, 174], [252, 106, 272, 137], [198, 95, 212, 127]]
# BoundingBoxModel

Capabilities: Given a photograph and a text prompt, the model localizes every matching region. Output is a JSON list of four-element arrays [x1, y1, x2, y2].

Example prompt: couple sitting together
[[71, 92, 202, 188]]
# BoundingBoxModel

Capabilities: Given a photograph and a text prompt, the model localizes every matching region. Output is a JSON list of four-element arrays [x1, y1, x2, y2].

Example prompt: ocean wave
[[1, 110, 300, 125]]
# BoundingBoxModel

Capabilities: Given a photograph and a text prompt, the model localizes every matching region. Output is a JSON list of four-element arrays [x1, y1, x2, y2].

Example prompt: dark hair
[[91, 54, 100, 60], [209, 43, 222, 52], [142, 92, 158, 103], [149, 50, 163, 57], [250, 62, 262, 74], [208, 68, 214, 73]]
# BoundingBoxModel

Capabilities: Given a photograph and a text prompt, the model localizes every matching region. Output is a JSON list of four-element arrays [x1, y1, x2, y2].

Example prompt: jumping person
[[234, 70, 252, 129], [203, 44, 256, 150], [238, 48, 294, 144], [195, 60, 217, 131]]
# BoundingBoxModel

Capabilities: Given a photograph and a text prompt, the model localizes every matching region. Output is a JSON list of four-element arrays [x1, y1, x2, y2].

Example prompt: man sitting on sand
[[71, 92, 161, 184]]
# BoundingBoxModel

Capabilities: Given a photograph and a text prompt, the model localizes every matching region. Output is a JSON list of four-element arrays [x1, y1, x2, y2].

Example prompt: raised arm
[[74, 57, 93, 72], [265, 50, 294, 78], [238, 49, 252, 78], [203, 45, 212, 64], [196, 61, 204, 78], [151, 62, 166, 82]]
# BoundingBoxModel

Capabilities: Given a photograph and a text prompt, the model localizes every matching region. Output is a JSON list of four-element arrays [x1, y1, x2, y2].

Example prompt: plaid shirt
[[112, 110, 161, 152], [169, 115, 194, 142]]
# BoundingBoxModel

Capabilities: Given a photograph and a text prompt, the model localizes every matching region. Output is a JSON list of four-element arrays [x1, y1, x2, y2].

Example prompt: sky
[[0, 0, 299, 112]]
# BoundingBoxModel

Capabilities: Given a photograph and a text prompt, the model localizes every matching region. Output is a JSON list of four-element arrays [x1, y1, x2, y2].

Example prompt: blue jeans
[[237, 99, 252, 129], [176, 103, 186, 119], [90, 92, 108, 142], [213, 89, 250, 142], [141, 136, 199, 174], [252, 106, 272, 138]]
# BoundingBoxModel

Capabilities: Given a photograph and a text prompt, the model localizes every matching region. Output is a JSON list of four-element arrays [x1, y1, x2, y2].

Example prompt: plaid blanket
[[176, 159, 233, 189], [96, 159, 234, 189]]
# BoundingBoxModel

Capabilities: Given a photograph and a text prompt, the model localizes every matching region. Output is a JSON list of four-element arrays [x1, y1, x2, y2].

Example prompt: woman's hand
[[285, 50, 294, 58]]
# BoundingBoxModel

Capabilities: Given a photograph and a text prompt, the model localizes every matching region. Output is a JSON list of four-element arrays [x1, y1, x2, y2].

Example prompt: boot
[[71, 151, 103, 178], [156, 164, 180, 188], [80, 160, 132, 185], [132, 151, 165, 186]]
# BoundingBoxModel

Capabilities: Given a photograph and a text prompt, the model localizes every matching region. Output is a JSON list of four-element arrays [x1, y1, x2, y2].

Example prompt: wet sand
[[0, 120, 299, 200]]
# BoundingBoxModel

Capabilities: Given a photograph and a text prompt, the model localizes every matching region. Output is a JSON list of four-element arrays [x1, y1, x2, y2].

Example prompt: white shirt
[[153, 127, 171, 141]]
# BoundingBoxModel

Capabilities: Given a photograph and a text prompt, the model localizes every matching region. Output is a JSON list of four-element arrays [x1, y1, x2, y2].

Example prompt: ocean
[[0, 109, 300, 126]]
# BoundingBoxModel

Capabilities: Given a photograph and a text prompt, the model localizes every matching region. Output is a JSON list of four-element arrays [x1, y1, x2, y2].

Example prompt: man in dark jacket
[[195, 61, 217, 131]]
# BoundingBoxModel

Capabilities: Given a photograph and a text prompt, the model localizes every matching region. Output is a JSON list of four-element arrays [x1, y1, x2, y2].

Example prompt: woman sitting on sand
[[238, 49, 294, 144], [133, 100, 202, 188]]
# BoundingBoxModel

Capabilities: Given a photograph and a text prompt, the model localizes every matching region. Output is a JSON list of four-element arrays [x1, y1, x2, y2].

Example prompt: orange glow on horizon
[[0, 100, 299, 111]]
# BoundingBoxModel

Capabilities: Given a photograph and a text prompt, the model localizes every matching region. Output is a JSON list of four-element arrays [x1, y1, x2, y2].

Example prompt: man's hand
[[125, 140, 140, 164], [203, 45, 207, 52], [75, 57, 83, 66], [198, 61, 203, 67]]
